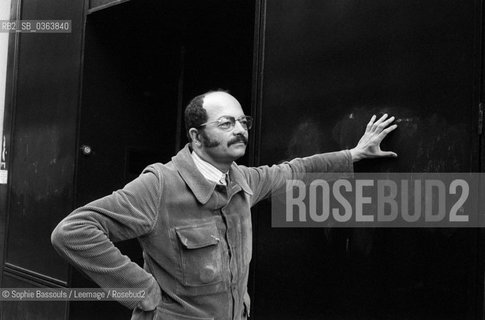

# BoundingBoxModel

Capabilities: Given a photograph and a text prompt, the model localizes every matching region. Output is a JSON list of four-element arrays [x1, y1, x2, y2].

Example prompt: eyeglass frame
[[198, 115, 253, 131]]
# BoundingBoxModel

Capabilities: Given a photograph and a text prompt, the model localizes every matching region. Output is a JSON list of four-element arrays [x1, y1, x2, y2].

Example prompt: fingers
[[371, 114, 396, 133], [381, 116, 395, 128], [365, 115, 377, 132], [379, 151, 398, 158], [360, 114, 398, 160], [377, 123, 398, 140], [372, 114, 388, 129]]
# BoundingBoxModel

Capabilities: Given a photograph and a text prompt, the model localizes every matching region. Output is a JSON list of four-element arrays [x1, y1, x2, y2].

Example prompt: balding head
[[202, 91, 244, 123], [184, 89, 242, 142]]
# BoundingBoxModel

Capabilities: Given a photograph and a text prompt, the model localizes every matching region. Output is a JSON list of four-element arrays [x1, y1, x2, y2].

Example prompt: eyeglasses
[[199, 115, 253, 131]]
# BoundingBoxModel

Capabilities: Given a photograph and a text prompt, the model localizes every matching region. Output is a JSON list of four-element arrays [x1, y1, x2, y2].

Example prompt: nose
[[232, 119, 247, 135]]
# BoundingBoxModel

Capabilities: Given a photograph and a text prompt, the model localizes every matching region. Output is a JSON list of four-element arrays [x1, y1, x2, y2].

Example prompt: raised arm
[[240, 114, 397, 205]]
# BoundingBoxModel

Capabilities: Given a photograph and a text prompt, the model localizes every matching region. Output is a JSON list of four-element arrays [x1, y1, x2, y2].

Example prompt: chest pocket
[[175, 222, 223, 288]]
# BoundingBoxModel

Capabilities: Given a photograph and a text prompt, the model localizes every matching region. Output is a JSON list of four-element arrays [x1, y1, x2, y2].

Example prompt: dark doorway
[[73, 1, 255, 318]]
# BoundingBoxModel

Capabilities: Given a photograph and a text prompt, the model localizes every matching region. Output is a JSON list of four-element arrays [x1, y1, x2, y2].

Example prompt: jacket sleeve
[[240, 150, 353, 206], [51, 165, 162, 309]]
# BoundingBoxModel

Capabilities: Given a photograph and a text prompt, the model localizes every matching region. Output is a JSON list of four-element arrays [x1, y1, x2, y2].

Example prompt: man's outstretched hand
[[350, 114, 398, 162]]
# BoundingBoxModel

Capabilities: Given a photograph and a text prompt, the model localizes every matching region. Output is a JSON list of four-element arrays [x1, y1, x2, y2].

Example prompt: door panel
[[253, 0, 480, 319], [3, 0, 85, 285]]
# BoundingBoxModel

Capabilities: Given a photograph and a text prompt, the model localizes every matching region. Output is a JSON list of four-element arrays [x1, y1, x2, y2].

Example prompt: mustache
[[227, 135, 248, 147]]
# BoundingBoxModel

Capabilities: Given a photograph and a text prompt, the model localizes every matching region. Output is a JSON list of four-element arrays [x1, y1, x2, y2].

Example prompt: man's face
[[198, 92, 249, 164]]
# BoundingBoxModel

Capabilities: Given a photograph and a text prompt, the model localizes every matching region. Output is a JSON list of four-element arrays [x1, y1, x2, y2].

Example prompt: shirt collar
[[191, 150, 228, 185], [172, 144, 253, 204]]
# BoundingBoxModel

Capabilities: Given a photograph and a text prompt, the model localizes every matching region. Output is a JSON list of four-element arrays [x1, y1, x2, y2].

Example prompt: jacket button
[[200, 265, 216, 283]]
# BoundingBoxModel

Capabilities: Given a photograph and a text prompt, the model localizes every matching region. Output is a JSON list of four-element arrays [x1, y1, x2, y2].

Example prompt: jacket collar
[[172, 144, 253, 204]]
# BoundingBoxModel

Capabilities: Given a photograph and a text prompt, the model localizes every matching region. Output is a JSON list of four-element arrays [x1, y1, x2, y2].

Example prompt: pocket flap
[[175, 223, 220, 249]]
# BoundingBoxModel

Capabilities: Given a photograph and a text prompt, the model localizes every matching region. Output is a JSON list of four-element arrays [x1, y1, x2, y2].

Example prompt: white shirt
[[191, 151, 228, 186]]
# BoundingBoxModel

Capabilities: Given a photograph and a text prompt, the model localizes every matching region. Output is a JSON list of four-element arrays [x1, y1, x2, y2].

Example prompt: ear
[[188, 128, 201, 145]]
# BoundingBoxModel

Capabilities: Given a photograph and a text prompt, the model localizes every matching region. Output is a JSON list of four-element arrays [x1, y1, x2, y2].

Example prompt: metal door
[[251, 0, 482, 319]]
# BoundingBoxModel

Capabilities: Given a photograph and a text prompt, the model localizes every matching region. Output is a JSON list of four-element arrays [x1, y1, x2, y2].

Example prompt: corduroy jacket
[[51, 144, 353, 320]]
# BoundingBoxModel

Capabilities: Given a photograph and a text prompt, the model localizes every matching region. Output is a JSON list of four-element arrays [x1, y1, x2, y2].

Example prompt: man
[[51, 90, 397, 320]]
